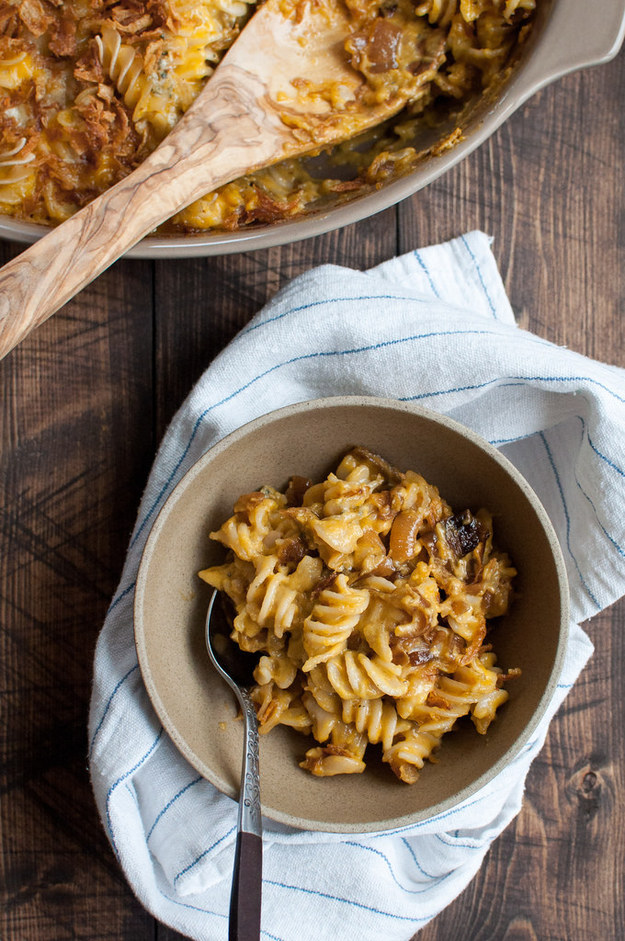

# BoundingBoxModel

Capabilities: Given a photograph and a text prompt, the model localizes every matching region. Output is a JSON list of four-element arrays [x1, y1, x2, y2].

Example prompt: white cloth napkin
[[89, 231, 625, 941]]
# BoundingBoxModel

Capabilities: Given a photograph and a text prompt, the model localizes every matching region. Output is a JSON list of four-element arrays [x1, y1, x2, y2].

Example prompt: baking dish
[[0, 0, 623, 259]]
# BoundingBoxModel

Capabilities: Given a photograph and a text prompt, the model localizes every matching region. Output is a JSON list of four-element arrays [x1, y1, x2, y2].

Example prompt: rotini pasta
[[95, 26, 171, 138], [0, 137, 35, 204], [199, 447, 519, 783], [0, 0, 535, 229]]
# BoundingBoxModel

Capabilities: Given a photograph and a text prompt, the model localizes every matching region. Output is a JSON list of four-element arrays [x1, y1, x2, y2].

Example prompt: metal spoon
[[205, 588, 262, 941]]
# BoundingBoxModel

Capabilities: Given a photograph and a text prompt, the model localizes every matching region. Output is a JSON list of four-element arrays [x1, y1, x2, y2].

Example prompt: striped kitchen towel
[[89, 230, 625, 941]]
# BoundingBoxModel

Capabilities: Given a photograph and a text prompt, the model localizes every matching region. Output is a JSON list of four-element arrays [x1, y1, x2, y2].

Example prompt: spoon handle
[[231, 687, 262, 941], [0, 65, 289, 360]]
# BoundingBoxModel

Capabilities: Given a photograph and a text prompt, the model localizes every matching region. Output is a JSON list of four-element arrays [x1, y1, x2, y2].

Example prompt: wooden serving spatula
[[0, 0, 420, 359]]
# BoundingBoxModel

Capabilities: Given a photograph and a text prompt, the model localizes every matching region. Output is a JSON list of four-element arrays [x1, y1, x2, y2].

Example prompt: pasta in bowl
[[199, 447, 519, 784], [134, 397, 568, 831]]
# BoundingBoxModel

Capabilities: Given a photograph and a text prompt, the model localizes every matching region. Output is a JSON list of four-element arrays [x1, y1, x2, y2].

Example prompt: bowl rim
[[133, 395, 570, 832]]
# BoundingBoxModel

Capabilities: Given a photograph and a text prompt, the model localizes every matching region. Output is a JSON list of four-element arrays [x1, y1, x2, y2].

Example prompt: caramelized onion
[[389, 508, 420, 563]]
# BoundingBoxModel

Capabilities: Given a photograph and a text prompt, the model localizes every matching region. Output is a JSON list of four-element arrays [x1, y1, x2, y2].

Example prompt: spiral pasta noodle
[[95, 26, 171, 138], [200, 446, 519, 783], [0, 138, 35, 204]]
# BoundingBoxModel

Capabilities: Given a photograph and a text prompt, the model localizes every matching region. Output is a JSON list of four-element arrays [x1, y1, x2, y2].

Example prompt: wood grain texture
[[1, 44, 624, 941], [0, 238, 155, 938]]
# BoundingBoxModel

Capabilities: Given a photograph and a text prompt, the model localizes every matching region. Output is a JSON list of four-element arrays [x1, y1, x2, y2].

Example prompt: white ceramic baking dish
[[0, 0, 623, 258]]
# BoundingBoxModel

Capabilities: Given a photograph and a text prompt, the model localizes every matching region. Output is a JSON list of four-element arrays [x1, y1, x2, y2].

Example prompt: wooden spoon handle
[[0, 66, 290, 359]]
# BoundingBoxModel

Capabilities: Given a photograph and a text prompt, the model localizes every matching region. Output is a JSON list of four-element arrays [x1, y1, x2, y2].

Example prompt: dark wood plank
[[1, 38, 624, 941], [0, 242, 156, 940]]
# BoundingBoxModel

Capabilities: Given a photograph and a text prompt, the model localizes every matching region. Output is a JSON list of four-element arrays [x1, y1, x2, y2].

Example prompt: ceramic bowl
[[133, 396, 569, 832], [1, 0, 624, 257]]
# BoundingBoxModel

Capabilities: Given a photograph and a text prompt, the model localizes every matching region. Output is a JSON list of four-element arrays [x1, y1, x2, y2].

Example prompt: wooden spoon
[[0, 0, 418, 359]]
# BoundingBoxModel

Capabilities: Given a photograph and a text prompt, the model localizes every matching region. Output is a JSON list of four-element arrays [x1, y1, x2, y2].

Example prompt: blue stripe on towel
[[146, 775, 203, 842], [461, 234, 497, 317], [107, 580, 135, 614], [265, 878, 433, 925], [156, 887, 229, 927], [105, 729, 164, 853], [241, 293, 429, 336], [344, 840, 454, 894], [413, 250, 441, 299], [89, 662, 139, 758], [401, 838, 438, 880], [173, 826, 237, 885], [539, 431, 600, 609], [571, 434, 625, 561], [586, 430, 625, 478]]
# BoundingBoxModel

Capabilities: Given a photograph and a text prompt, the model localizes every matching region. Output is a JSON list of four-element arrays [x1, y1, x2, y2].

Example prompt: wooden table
[[1, 46, 624, 941]]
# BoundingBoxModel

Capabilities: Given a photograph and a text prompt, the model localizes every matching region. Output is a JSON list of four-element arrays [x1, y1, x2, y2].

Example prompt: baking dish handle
[[519, 0, 625, 95]]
